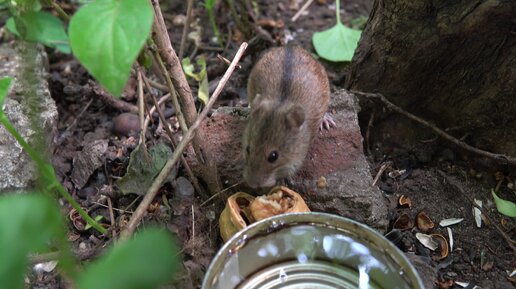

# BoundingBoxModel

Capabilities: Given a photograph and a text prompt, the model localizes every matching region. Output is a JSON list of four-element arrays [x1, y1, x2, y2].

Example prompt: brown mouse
[[243, 46, 330, 188]]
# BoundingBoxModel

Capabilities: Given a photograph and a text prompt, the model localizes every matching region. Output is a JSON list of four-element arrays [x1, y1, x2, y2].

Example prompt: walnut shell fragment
[[416, 211, 435, 233], [250, 186, 310, 221], [393, 213, 413, 230], [219, 187, 310, 242], [219, 192, 256, 243], [431, 233, 449, 260], [398, 195, 412, 208]]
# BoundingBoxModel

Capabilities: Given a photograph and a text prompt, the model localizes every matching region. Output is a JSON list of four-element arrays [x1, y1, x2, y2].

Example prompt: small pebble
[[316, 176, 327, 189], [174, 176, 194, 197], [112, 113, 140, 137]]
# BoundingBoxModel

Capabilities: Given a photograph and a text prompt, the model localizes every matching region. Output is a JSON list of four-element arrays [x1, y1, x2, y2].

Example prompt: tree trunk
[[347, 0, 516, 158]]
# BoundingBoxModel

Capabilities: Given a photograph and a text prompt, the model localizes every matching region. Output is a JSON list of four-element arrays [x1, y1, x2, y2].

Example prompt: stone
[[0, 41, 58, 192], [187, 89, 388, 229]]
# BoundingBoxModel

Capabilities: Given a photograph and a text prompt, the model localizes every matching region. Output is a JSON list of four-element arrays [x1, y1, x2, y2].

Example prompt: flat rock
[[0, 42, 58, 192], [189, 89, 388, 229]]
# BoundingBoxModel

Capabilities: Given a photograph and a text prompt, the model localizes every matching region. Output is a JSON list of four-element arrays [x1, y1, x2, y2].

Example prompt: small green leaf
[[84, 215, 104, 230], [182, 56, 209, 105], [69, 0, 154, 96], [116, 143, 173, 195], [492, 190, 516, 218], [198, 72, 209, 106], [78, 229, 180, 289], [6, 17, 18, 35], [204, 0, 216, 10], [0, 77, 12, 109], [181, 57, 199, 81], [0, 194, 69, 289], [312, 22, 361, 62], [9, 11, 70, 53]]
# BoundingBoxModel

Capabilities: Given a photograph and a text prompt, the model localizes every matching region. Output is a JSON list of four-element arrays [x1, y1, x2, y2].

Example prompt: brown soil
[[37, 0, 515, 288]]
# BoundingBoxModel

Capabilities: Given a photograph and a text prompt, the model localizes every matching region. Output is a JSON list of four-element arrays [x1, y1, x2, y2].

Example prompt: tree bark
[[347, 0, 516, 158]]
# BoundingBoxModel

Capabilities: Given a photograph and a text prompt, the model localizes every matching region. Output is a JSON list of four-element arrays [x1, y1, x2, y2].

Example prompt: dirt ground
[[36, 0, 515, 288]]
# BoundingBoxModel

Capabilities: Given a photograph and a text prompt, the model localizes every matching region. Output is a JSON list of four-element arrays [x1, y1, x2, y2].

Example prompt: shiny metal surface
[[202, 212, 424, 289]]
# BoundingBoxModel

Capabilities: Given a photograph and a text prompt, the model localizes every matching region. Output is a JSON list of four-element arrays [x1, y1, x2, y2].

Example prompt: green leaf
[[0, 77, 12, 109], [84, 215, 104, 230], [8, 11, 70, 53], [182, 56, 209, 105], [312, 22, 362, 62], [78, 229, 180, 289], [0, 194, 69, 289], [69, 0, 154, 96], [492, 190, 516, 218], [198, 72, 209, 106], [204, 0, 216, 10], [6, 17, 18, 35], [116, 143, 173, 195], [181, 57, 198, 81]]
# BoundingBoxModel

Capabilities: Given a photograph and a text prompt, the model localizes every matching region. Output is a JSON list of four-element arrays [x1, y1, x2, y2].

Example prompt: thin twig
[[372, 161, 391, 187], [151, 0, 222, 194], [178, 0, 194, 59], [119, 42, 248, 241], [366, 110, 375, 156], [149, 43, 189, 133], [437, 170, 516, 252], [191, 204, 195, 257], [136, 71, 148, 156], [44, 0, 70, 21], [351, 90, 516, 166], [92, 202, 134, 214], [147, 78, 168, 92], [292, 0, 315, 22], [200, 181, 243, 207], [106, 197, 116, 239], [139, 68, 208, 199], [87, 80, 138, 113]]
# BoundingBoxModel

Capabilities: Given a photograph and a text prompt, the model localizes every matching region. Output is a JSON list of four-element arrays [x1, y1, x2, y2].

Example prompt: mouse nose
[[244, 172, 277, 189]]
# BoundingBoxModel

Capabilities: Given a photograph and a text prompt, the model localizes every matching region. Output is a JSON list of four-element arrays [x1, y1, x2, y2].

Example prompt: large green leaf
[[0, 194, 69, 289], [116, 143, 172, 195], [312, 22, 362, 62], [492, 190, 516, 218], [77, 229, 180, 289], [68, 0, 154, 96], [6, 12, 70, 53], [0, 77, 12, 109]]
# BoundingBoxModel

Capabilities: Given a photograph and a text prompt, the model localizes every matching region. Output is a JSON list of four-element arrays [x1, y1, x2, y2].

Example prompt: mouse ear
[[284, 105, 305, 130]]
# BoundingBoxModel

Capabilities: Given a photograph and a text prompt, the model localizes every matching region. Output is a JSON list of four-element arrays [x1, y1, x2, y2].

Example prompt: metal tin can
[[203, 212, 424, 289]]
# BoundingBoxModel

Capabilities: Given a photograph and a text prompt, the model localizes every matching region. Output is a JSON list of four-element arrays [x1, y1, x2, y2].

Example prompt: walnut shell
[[219, 187, 310, 242], [219, 192, 255, 242], [250, 186, 310, 221]]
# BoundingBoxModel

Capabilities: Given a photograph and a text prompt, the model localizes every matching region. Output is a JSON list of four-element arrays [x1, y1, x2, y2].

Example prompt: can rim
[[202, 212, 425, 289]]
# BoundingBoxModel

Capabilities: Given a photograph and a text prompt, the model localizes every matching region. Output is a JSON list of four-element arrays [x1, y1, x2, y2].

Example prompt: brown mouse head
[[242, 93, 312, 188]]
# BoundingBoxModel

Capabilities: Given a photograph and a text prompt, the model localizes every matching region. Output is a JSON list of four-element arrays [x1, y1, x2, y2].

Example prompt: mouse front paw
[[320, 113, 336, 131]]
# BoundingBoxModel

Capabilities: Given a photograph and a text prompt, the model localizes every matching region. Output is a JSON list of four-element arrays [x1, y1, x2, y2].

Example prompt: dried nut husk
[[416, 211, 435, 233], [250, 186, 310, 221], [219, 192, 256, 242], [393, 213, 413, 230], [398, 195, 412, 208], [431, 233, 449, 260]]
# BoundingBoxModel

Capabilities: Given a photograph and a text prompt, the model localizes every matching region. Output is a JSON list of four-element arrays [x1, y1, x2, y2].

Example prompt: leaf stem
[[0, 114, 107, 235], [335, 0, 341, 24], [44, 0, 70, 21]]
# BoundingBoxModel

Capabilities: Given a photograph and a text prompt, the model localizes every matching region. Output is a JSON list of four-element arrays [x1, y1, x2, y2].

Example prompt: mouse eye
[[267, 151, 279, 163], [246, 145, 250, 155]]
